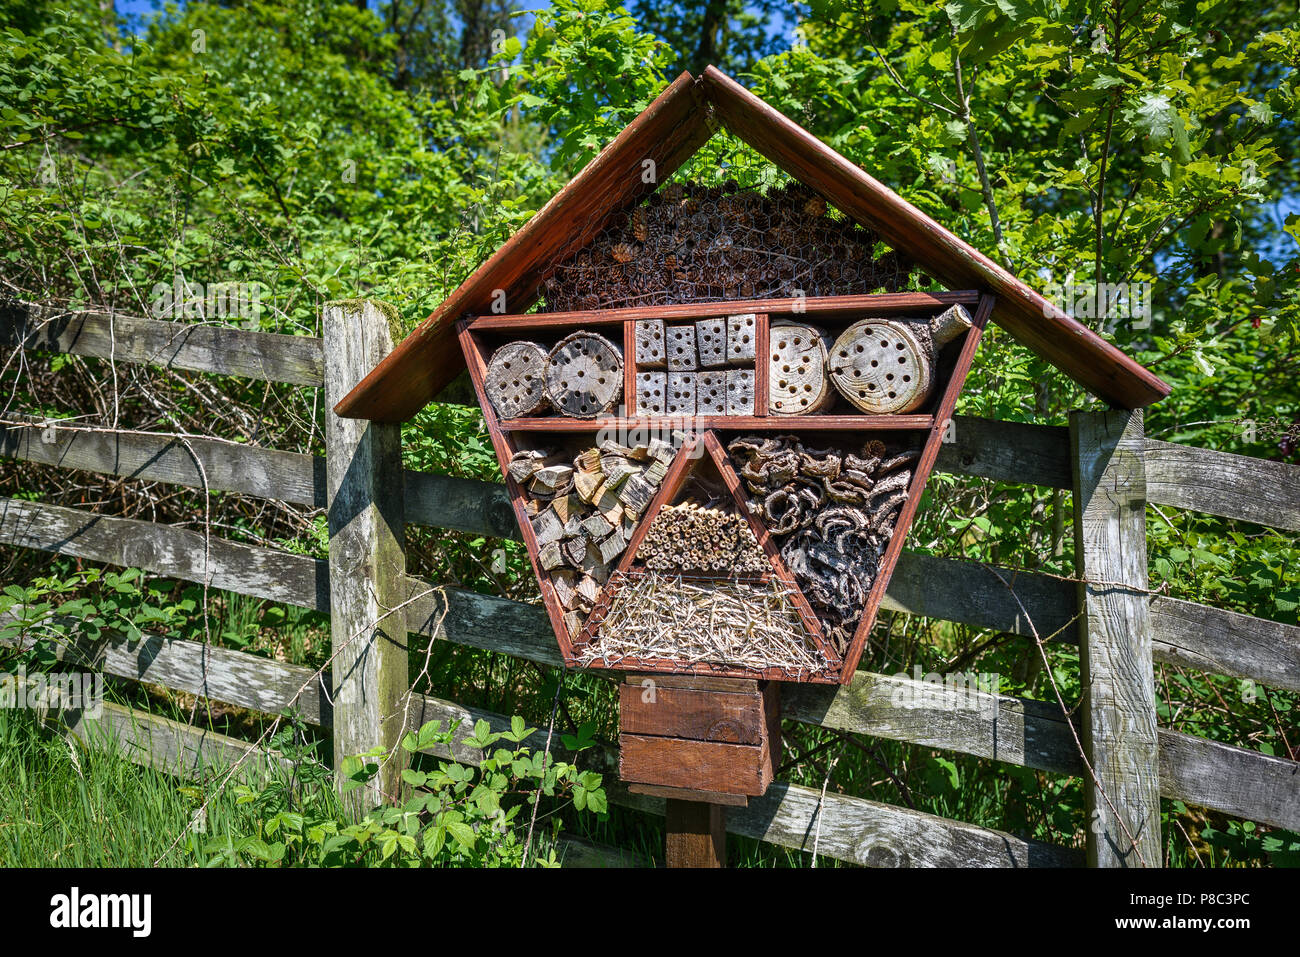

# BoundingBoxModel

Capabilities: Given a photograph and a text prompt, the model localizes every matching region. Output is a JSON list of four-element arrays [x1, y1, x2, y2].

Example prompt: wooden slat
[[1072, 409, 1162, 867], [498, 413, 935, 431], [0, 301, 323, 386], [335, 72, 712, 422], [1150, 596, 1300, 693], [0, 417, 519, 537], [698, 67, 1170, 411], [0, 418, 327, 507], [0, 496, 330, 611], [616, 781, 1081, 867], [935, 416, 1071, 488], [782, 672, 1084, 777], [1145, 439, 1300, 532], [1157, 731, 1300, 833], [464, 291, 982, 329]]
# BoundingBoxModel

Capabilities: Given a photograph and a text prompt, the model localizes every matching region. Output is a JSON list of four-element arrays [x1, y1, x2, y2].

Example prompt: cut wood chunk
[[618, 474, 656, 516], [635, 371, 666, 416], [667, 371, 696, 416], [563, 610, 585, 638], [550, 494, 580, 523], [601, 456, 638, 489], [580, 544, 610, 584], [539, 540, 564, 571], [599, 529, 627, 565], [648, 437, 675, 463], [726, 368, 756, 415], [695, 318, 728, 368], [563, 537, 590, 567], [574, 469, 603, 503], [581, 512, 614, 540], [524, 498, 540, 517], [545, 331, 623, 418], [532, 509, 564, 546], [561, 515, 584, 538], [595, 487, 624, 523], [666, 324, 697, 371], [484, 341, 548, 418], [574, 448, 601, 473], [551, 569, 576, 607], [634, 319, 666, 369], [507, 448, 550, 483], [828, 319, 933, 414], [576, 575, 600, 604], [727, 313, 757, 361], [768, 320, 834, 415], [532, 464, 575, 491], [697, 371, 728, 415], [643, 458, 669, 486]]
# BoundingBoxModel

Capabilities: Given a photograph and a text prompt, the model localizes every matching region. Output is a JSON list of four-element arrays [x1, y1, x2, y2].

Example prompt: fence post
[[1070, 408, 1162, 867], [323, 300, 408, 818]]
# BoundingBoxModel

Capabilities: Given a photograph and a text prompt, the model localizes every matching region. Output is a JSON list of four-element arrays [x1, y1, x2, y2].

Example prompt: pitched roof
[[335, 67, 1169, 422]]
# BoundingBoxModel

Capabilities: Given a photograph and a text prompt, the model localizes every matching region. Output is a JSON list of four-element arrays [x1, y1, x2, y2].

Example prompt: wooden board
[[619, 735, 773, 795]]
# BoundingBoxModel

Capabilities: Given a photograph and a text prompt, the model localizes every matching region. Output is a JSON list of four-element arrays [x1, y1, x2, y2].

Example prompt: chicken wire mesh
[[535, 133, 923, 312]]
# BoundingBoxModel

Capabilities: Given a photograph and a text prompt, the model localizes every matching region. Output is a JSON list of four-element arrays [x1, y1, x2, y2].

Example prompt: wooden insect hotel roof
[[334, 66, 1169, 688], [336, 66, 1170, 423]]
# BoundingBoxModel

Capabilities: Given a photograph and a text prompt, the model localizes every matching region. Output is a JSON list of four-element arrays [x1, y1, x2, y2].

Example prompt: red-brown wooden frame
[[457, 291, 994, 684]]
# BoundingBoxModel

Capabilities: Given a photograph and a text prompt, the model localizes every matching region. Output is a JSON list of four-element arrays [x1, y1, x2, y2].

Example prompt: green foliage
[[203, 716, 605, 867]]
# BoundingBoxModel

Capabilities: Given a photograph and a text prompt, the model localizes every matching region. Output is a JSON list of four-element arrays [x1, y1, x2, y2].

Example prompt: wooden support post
[[665, 799, 727, 868], [324, 300, 408, 818], [1071, 409, 1161, 867]]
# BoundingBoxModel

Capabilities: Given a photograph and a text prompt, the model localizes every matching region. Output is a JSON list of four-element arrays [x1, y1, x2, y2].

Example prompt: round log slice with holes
[[484, 341, 549, 418], [829, 319, 933, 414], [545, 331, 624, 418], [768, 320, 834, 415]]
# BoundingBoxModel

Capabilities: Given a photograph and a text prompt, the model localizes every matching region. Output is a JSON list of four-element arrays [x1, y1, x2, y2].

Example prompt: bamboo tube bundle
[[726, 434, 920, 653], [578, 571, 828, 675], [636, 502, 769, 576]]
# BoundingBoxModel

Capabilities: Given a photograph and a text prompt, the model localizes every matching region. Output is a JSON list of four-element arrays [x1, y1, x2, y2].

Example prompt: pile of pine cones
[[538, 182, 915, 311], [727, 434, 919, 653]]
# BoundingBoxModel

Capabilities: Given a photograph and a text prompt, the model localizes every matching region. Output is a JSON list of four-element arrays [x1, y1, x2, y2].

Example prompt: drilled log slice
[[484, 341, 549, 418], [829, 319, 933, 414], [544, 331, 623, 418], [768, 320, 833, 415]]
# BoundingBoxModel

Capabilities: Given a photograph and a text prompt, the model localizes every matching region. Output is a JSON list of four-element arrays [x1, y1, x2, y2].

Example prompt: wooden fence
[[1, 298, 1297, 867]]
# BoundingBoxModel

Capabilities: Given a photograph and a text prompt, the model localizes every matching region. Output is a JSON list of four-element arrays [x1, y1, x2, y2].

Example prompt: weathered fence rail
[[1, 299, 1297, 866]]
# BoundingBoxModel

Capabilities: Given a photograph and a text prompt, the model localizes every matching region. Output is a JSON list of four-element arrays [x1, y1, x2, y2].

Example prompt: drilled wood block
[[634, 319, 666, 369], [696, 371, 728, 415], [727, 313, 757, 362], [667, 371, 696, 416], [635, 371, 666, 416], [695, 318, 728, 368], [666, 325, 697, 371], [725, 369, 755, 415]]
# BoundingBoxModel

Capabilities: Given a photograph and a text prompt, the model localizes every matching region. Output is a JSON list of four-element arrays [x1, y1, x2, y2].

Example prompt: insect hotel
[[335, 68, 1167, 855]]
